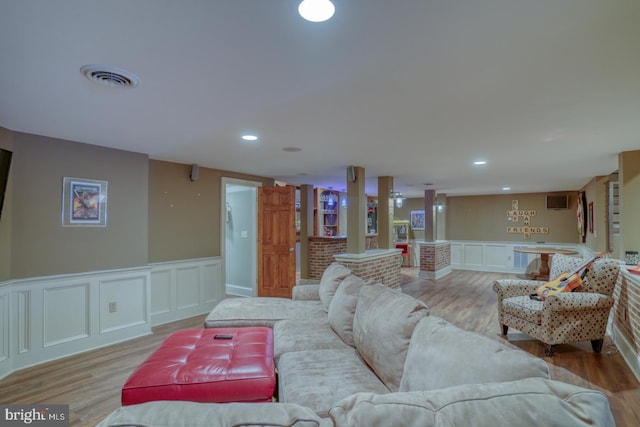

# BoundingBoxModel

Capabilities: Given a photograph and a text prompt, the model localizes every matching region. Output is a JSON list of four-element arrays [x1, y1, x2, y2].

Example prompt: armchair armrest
[[544, 292, 614, 312], [292, 284, 320, 301], [493, 279, 544, 299]]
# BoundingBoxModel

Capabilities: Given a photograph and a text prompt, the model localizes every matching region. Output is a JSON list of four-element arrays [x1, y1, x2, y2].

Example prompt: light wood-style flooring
[[0, 268, 638, 426]]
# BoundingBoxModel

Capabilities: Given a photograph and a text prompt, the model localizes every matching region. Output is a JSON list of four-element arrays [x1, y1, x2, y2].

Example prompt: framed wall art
[[410, 210, 425, 230], [62, 177, 108, 227]]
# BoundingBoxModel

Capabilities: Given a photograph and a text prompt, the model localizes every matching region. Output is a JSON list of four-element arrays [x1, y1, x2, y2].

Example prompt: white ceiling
[[1, 0, 639, 197]]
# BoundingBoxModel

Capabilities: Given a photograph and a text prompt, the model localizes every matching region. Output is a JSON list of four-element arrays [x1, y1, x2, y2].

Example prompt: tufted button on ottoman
[[121, 327, 275, 405]]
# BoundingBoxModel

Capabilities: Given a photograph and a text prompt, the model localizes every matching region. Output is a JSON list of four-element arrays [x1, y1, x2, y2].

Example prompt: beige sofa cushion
[[277, 349, 390, 417], [318, 262, 351, 311], [352, 283, 429, 392], [399, 316, 550, 392], [204, 297, 325, 328], [96, 400, 330, 427], [329, 378, 615, 427], [273, 319, 351, 360], [327, 274, 366, 346]]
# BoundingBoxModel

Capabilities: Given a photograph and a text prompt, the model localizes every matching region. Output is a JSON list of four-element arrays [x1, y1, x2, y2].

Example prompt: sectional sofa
[[97, 263, 615, 426]]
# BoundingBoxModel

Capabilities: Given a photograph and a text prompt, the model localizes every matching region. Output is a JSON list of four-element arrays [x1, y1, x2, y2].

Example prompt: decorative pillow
[[398, 316, 549, 392], [318, 263, 351, 312], [328, 274, 367, 346], [352, 283, 429, 391]]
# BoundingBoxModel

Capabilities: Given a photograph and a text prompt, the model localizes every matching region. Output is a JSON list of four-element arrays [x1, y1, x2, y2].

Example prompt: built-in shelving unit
[[317, 189, 340, 237]]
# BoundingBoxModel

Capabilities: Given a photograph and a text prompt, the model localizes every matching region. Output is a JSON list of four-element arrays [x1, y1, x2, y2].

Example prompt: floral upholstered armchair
[[493, 253, 620, 356]]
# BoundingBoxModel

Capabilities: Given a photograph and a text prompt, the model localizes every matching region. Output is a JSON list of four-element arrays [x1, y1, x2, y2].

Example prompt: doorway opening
[[221, 178, 262, 297]]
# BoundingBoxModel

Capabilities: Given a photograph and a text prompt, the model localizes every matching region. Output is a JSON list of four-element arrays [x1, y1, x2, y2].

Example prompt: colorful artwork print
[[70, 181, 101, 223]]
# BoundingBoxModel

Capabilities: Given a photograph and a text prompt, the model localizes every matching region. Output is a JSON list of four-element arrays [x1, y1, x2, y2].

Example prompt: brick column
[[334, 249, 403, 289], [417, 241, 452, 280]]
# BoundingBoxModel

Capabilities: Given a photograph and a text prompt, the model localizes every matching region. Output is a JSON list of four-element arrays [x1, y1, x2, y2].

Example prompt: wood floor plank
[[1, 269, 638, 426]]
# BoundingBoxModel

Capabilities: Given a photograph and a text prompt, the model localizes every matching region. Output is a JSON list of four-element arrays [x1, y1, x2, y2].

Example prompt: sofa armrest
[[292, 284, 321, 301], [492, 279, 543, 299], [544, 292, 614, 312]]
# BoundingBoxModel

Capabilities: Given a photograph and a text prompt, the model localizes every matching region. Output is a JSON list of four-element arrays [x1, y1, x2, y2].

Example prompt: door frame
[[221, 177, 262, 296]]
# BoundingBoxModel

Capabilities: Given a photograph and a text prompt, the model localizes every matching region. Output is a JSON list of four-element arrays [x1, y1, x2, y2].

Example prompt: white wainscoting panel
[[2, 267, 151, 378], [43, 283, 90, 347], [150, 268, 172, 316], [463, 244, 484, 268], [17, 290, 30, 354], [485, 245, 508, 270], [99, 275, 147, 334], [0, 288, 9, 378], [150, 257, 223, 326], [449, 241, 581, 274], [176, 266, 201, 310]]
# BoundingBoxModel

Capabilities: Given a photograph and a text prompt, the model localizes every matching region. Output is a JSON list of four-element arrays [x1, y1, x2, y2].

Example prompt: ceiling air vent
[[80, 64, 140, 88]]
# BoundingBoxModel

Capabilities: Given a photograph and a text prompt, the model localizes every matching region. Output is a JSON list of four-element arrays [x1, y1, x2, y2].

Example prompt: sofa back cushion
[[352, 283, 429, 391], [328, 274, 366, 346], [399, 316, 549, 392], [329, 378, 615, 427], [319, 263, 352, 312]]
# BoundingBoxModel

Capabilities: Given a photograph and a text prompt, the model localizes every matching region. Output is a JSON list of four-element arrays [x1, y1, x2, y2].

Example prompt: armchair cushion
[[502, 296, 543, 325]]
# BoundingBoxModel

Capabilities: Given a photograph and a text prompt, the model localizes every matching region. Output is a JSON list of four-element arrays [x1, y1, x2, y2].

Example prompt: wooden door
[[258, 186, 296, 298]]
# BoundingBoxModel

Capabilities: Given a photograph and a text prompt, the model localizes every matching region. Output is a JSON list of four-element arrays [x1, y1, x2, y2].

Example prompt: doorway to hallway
[[221, 178, 261, 296]]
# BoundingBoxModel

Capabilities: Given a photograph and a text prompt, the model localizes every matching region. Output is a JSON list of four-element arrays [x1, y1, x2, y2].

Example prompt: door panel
[[258, 186, 295, 298]]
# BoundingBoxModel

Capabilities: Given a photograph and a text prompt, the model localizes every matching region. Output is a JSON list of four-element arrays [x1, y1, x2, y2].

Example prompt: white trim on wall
[[0, 257, 223, 380], [149, 257, 223, 326], [448, 240, 584, 274]]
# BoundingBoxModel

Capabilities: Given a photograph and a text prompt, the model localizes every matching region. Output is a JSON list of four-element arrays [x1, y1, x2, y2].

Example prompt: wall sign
[[506, 200, 549, 240]]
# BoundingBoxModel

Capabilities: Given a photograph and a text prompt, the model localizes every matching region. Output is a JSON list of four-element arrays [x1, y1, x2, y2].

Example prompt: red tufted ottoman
[[121, 327, 275, 405]]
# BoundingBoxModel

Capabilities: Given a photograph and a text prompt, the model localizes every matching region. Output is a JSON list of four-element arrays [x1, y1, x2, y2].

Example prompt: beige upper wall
[[582, 176, 609, 254], [0, 127, 275, 279], [0, 127, 15, 280], [620, 151, 640, 257], [7, 130, 150, 279], [395, 192, 580, 244], [148, 160, 273, 262]]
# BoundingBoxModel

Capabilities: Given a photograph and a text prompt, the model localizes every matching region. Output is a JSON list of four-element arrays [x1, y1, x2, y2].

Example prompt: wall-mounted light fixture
[[390, 190, 405, 208]]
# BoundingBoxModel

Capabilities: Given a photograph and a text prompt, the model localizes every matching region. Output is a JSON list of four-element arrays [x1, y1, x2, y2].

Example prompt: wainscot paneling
[[449, 241, 582, 274], [0, 267, 151, 379], [0, 258, 224, 380], [0, 288, 9, 379], [149, 257, 223, 327]]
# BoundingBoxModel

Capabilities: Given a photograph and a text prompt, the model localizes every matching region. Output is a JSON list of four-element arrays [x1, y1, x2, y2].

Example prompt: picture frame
[[62, 177, 108, 227], [410, 210, 425, 230]]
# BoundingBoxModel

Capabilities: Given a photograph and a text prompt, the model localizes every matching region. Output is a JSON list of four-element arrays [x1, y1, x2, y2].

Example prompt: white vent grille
[[80, 64, 140, 88]]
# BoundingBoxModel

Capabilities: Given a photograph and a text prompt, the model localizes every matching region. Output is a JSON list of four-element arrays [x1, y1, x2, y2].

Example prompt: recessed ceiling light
[[502, 187, 511, 191], [241, 134, 258, 142], [473, 160, 487, 165], [282, 147, 302, 152], [298, 0, 335, 22]]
